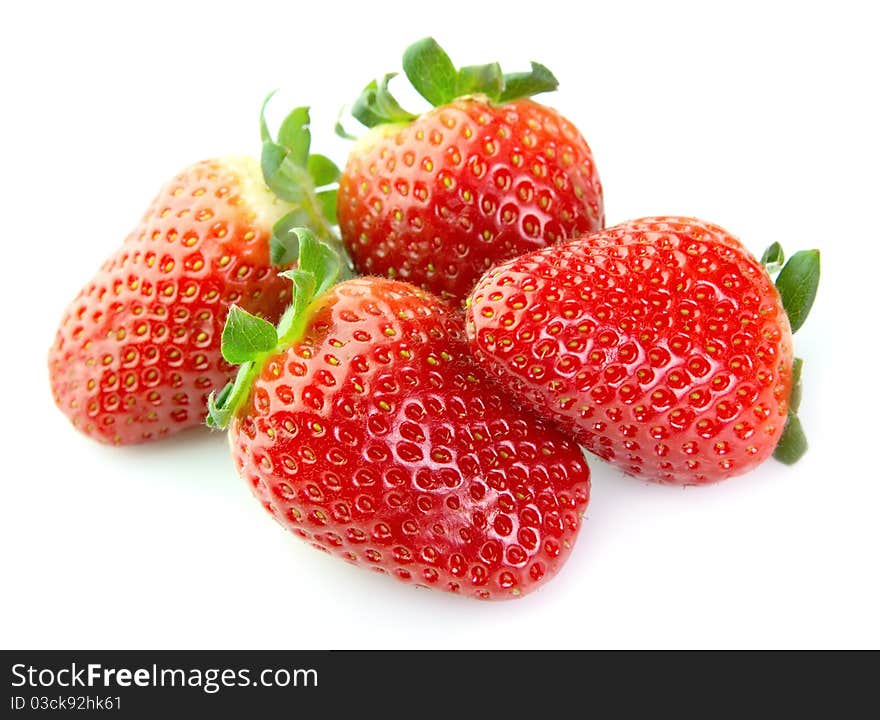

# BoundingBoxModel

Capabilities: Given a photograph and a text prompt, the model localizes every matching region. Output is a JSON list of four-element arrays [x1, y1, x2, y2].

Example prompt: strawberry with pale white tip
[[49, 98, 346, 445]]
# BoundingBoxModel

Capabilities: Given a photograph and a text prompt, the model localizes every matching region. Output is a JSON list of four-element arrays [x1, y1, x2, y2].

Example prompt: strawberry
[[207, 229, 590, 599], [337, 37, 604, 304], [49, 100, 345, 445], [466, 217, 820, 485]]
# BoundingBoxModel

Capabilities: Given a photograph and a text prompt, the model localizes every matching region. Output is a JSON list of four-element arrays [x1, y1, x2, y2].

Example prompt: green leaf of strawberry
[[257, 93, 354, 274], [773, 357, 807, 464], [270, 209, 313, 265], [759, 246, 819, 465], [788, 356, 803, 414], [352, 74, 419, 128], [316, 190, 337, 228], [298, 228, 341, 297], [261, 118, 312, 204], [499, 61, 558, 102], [773, 414, 807, 465], [307, 154, 341, 187], [456, 63, 504, 99], [207, 228, 342, 430], [775, 249, 820, 333], [760, 241, 785, 273], [277, 106, 311, 166], [349, 38, 564, 134], [221, 307, 279, 364], [403, 37, 458, 106]]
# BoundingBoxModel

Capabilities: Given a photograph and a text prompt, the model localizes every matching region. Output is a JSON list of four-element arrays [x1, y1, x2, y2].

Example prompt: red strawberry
[[49, 102, 344, 445], [208, 229, 590, 599], [466, 217, 820, 485], [337, 37, 604, 304]]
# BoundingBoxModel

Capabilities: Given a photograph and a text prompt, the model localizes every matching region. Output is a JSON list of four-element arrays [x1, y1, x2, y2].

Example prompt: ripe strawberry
[[49, 102, 344, 445], [466, 217, 820, 485], [208, 229, 590, 599], [337, 37, 604, 304]]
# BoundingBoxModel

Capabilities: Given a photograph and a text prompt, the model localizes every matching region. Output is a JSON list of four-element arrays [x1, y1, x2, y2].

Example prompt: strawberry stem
[[206, 228, 341, 430]]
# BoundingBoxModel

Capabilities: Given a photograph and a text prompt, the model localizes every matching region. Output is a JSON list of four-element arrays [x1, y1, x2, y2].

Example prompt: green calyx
[[346, 37, 559, 130], [259, 93, 352, 273], [206, 228, 341, 430], [760, 244, 821, 465], [774, 358, 806, 465], [774, 249, 821, 334]]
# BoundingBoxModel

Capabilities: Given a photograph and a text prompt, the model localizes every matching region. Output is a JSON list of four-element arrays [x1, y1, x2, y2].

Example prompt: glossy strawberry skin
[[338, 98, 604, 304], [49, 158, 295, 445], [229, 278, 590, 599], [467, 217, 794, 485]]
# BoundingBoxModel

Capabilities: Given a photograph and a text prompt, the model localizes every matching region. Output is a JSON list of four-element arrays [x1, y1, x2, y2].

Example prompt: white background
[[1, 0, 877, 649]]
